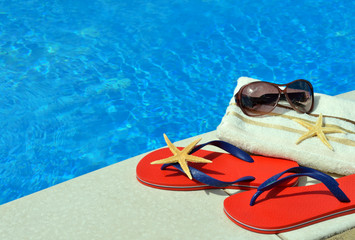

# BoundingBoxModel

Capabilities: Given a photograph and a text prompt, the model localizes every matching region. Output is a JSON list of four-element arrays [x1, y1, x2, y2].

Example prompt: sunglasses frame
[[235, 79, 314, 117]]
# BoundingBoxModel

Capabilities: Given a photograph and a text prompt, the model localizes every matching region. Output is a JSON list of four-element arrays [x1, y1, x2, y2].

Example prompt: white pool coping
[[0, 91, 354, 240]]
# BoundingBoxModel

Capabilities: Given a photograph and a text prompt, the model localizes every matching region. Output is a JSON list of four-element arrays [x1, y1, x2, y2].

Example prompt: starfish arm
[[293, 119, 313, 129], [150, 156, 178, 165], [163, 133, 180, 155], [295, 131, 316, 144], [186, 155, 212, 164], [322, 127, 346, 134], [317, 130, 334, 151], [316, 113, 323, 126], [179, 159, 193, 180], [182, 137, 202, 155]]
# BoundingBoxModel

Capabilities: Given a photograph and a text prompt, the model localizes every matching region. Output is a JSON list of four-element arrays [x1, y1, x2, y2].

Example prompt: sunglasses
[[234, 79, 314, 116]]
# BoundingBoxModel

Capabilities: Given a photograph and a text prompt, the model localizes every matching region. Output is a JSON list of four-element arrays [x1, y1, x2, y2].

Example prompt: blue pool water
[[0, 0, 354, 204]]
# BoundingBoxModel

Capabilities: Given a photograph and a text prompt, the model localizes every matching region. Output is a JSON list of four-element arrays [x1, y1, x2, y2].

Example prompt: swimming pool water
[[0, 0, 354, 204]]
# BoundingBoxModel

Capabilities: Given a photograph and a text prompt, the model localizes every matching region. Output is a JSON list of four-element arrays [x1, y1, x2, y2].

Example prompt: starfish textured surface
[[293, 113, 345, 151], [150, 134, 212, 179]]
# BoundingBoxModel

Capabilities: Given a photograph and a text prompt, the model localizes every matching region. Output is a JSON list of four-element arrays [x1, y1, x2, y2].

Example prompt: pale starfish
[[293, 113, 345, 151], [150, 134, 212, 179]]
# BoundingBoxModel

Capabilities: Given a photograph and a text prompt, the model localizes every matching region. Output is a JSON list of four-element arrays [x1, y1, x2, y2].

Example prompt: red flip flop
[[136, 134, 298, 191], [224, 167, 354, 234]]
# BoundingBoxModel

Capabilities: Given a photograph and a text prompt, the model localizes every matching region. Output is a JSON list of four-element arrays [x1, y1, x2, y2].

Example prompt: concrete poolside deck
[[0, 91, 354, 240]]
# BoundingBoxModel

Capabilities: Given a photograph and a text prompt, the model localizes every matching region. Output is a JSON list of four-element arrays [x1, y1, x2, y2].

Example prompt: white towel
[[217, 77, 355, 175]]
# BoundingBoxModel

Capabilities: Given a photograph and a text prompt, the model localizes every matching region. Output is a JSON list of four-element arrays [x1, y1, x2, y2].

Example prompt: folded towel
[[217, 77, 355, 175]]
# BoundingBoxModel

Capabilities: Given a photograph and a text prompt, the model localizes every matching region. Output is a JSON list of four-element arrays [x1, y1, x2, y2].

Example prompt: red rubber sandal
[[136, 134, 299, 191], [224, 166, 354, 234]]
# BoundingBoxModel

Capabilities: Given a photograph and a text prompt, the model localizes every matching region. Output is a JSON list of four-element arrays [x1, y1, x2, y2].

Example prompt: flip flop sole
[[136, 147, 298, 190], [223, 174, 355, 233]]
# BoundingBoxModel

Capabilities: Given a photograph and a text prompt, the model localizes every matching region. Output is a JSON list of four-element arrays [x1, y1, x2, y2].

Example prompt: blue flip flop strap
[[250, 166, 350, 206], [161, 140, 255, 187], [189, 140, 254, 163], [168, 163, 255, 187]]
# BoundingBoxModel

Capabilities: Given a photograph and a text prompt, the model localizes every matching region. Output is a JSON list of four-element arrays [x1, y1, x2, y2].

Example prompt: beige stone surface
[[327, 228, 355, 240]]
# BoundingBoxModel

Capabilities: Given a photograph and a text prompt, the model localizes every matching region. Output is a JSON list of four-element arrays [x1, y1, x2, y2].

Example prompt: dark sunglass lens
[[240, 82, 280, 116], [286, 80, 313, 113]]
